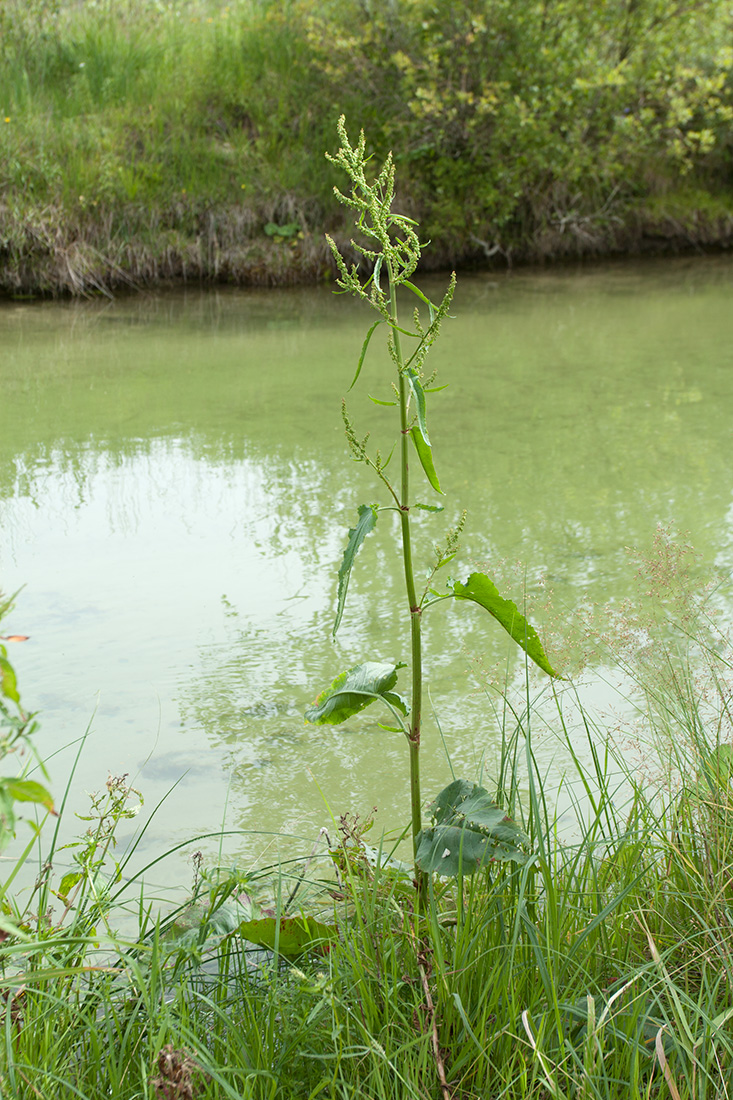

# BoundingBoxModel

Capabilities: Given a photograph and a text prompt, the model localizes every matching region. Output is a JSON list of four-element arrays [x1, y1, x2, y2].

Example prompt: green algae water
[[2, 256, 733, 882]]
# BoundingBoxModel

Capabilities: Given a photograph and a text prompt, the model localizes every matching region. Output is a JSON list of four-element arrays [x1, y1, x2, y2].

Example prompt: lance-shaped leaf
[[410, 427, 443, 494], [415, 779, 529, 877], [348, 319, 384, 391], [334, 504, 378, 637], [305, 661, 404, 726], [449, 572, 561, 678], [405, 366, 429, 443]]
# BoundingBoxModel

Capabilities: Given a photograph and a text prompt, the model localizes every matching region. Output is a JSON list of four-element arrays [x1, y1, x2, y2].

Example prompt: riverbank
[[2, 0, 733, 297], [3, 186, 733, 298], [3, 575, 733, 1098]]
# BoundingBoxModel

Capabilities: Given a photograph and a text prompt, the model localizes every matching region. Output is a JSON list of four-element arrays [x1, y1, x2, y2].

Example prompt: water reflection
[[1, 257, 733, 878]]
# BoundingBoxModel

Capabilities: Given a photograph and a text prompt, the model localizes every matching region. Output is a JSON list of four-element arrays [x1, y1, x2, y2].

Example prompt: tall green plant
[[306, 117, 560, 894]]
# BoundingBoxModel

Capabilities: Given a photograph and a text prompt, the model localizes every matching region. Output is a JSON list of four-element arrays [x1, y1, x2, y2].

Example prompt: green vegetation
[[1, 0, 733, 295], [2, 127, 733, 1097], [2, 560, 733, 1097], [305, 117, 559, 899]]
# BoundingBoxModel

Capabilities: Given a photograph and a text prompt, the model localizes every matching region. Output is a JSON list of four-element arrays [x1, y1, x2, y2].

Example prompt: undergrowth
[[1, 571, 733, 1098], [1, 0, 733, 295]]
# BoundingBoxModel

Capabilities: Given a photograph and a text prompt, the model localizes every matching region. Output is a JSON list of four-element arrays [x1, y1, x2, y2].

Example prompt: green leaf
[[334, 504, 378, 637], [0, 787, 16, 852], [1, 779, 55, 814], [240, 915, 336, 957], [368, 395, 397, 406], [305, 662, 405, 726], [402, 279, 436, 322], [405, 367, 429, 443], [264, 221, 300, 238], [349, 319, 383, 391], [0, 658, 19, 704], [415, 779, 529, 877], [449, 573, 561, 678], [684, 744, 733, 811], [58, 871, 83, 900], [410, 428, 443, 494], [382, 690, 409, 716]]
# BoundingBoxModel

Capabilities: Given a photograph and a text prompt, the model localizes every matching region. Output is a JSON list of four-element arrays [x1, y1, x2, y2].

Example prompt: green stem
[[389, 266, 426, 901]]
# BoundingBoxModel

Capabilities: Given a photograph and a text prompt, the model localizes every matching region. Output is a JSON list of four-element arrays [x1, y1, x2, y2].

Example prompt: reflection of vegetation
[[3, 538, 733, 1095]]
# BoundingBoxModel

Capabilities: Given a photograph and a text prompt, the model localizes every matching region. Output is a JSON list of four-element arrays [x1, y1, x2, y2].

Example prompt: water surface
[[2, 256, 733, 886]]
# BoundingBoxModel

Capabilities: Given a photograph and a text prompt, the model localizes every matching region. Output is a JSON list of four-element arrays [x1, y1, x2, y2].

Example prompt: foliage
[[0, 0, 733, 293], [306, 118, 559, 900], [0, 594, 54, 855], [1, 639, 733, 1096]]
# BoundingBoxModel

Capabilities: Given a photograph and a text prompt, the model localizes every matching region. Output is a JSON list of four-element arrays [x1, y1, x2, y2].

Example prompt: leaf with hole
[[415, 779, 528, 876]]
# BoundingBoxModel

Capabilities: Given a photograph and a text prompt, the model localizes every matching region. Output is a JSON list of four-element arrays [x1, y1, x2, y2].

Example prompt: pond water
[[2, 255, 733, 889]]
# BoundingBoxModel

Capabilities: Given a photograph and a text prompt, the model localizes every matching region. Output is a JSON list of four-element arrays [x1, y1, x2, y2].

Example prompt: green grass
[[2, 637, 733, 1098], [1, 0, 733, 295]]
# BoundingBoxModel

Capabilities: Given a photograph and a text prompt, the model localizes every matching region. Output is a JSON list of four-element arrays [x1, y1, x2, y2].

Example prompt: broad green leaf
[[415, 502, 444, 513], [348, 319, 383, 391], [334, 504, 378, 637], [240, 915, 336, 956], [305, 662, 404, 726], [0, 658, 19, 704], [382, 690, 409, 716], [449, 573, 561, 678], [58, 871, 83, 900], [2, 779, 55, 814], [405, 367, 429, 443], [410, 428, 443, 494], [415, 779, 528, 877]]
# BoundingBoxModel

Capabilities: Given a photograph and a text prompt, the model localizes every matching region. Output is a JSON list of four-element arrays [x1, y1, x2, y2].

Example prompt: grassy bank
[[2, 553, 733, 1098], [1, 0, 733, 296]]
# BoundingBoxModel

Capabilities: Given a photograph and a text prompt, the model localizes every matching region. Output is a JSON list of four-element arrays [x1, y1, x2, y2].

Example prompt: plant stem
[[389, 267, 426, 899]]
